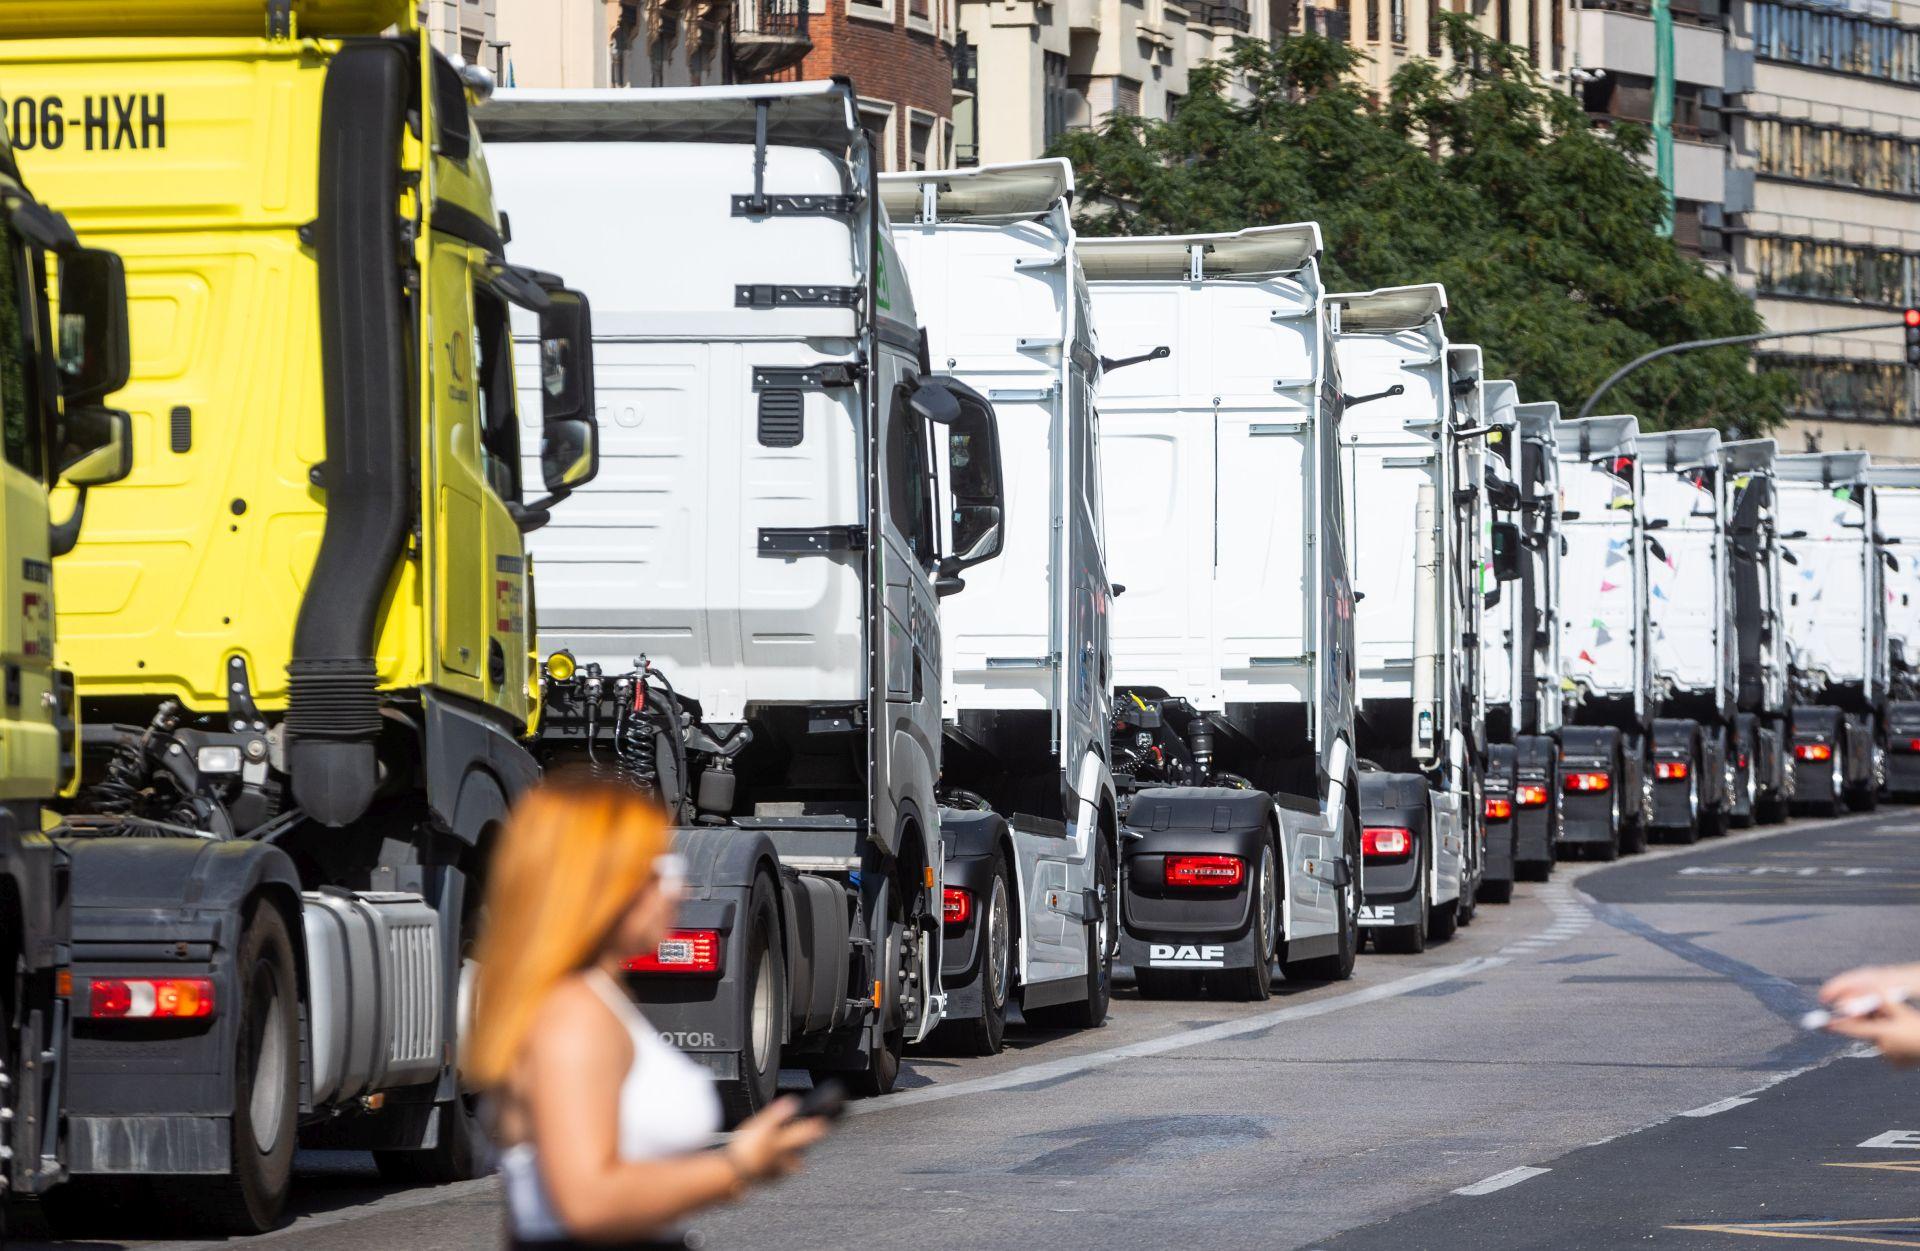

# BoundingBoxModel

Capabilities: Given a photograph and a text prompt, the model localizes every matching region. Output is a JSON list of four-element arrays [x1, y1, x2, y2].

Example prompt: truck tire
[[1819, 751, 1846, 819], [1427, 888, 1459, 944], [1227, 841, 1277, 1002], [175, 903, 298, 1234], [1029, 838, 1113, 1029], [937, 854, 1012, 1055], [719, 874, 785, 1122]]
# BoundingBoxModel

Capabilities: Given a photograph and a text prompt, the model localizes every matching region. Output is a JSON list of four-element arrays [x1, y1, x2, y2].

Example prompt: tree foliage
[[1053, 21, 1793, 432]]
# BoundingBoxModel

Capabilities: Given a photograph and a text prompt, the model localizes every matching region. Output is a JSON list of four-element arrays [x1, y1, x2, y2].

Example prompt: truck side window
[[886, 382, 936, 564], [0, 222, 41, 479], [472, 285, 520, 503]]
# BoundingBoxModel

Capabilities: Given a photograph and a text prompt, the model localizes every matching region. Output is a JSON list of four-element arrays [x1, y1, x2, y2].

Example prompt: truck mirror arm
[[1099, 345, 1170, 373], [1342, 383, 1405, 408], [49, 486, 90, 558]]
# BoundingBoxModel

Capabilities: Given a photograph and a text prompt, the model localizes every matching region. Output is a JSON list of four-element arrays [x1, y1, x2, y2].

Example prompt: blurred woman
[[468, 779, 826, 1249]]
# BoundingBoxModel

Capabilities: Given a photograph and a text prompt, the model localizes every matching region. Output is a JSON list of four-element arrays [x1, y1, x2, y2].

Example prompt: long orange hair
[[466, 777, 670, 1089]]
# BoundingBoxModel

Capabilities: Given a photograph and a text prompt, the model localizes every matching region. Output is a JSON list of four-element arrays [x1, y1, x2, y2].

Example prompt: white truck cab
[[1087, 225, 1360, 1000], [482, 82, 1007, 1113], [1720, 437, 1792, 824], [1328, 284, 1480, 950], [1870, 465, 1920, 797], [877, 160, 1117, 1052]]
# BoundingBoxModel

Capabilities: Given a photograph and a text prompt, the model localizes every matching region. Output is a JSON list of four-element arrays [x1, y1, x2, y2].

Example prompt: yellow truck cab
[[0, 122, 134, 1235], [0, 0, 598, 1232]]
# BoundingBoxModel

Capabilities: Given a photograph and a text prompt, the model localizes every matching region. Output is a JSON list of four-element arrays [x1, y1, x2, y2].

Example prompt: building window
[[1390, 0, 1405, 43], [1581, 73, 1722, 139], [1747, 114, 1920, 196], [1428, 0, 1441, 52], [1367, 0, 1380, 41], [952, 34, 979, 165], [859, 98, 897, 170], [908, 110, 935, 170], [1113, 76, 1142, 117], [1747, 0, 1920, 84], [1165, 90, 1183, 119], [1748, 233, 1920, 309], [1045, 52, 1072, 148], [1759, 352, 1913, 425]]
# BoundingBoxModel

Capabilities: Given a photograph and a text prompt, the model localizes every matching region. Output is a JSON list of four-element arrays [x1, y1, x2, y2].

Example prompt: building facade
[[421, 0, 502, 69], [1562, 0, 1920, 456]]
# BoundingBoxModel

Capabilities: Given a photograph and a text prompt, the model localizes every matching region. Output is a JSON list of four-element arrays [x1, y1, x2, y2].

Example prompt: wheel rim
[[1687, 764, 1699, 821], [750, 939, 776, 1072], [985, 875, 1011, 1010], [248, 959, 289, 1154], [1745, 756, 1756, 809], [1259, 846, 1277, 954]]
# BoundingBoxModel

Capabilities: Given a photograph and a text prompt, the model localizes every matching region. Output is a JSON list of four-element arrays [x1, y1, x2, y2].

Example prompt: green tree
[[1054, 21, 1794, 432]]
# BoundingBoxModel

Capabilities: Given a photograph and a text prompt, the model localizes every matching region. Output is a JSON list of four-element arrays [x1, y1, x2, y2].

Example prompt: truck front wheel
[[720, 875, 785, 1123], [177, 903, 297, 1234]]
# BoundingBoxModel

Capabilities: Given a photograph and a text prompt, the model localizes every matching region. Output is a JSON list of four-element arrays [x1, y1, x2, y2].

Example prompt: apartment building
[[421, 0, 501, 68], [1559, 0, 1920, 455], [490, 0, 952, 170]]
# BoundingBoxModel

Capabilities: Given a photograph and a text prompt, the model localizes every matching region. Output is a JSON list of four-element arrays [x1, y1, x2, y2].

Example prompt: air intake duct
[[287, 42, 414, 827]]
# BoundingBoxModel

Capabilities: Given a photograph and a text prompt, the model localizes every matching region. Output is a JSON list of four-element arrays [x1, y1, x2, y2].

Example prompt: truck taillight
[[89, 978, 215, 1020], [624, 930, 722, 975], [1897, 738, 1920, 754], [1362, 827, 1412, 860], [942, 887, 973, 926], [1794, 742, 1832, 762], [1484, 797, 1513, 821], [1516, 783, 1549, 808], [1564, 770, 1611, 793], [1655, 761, 1689, 781], [1164, 854, 1244, 888]]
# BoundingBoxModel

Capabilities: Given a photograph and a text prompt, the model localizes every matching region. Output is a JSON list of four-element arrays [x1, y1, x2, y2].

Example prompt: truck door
[[427, 242, 486, 689], [0, 221, 57, 796]]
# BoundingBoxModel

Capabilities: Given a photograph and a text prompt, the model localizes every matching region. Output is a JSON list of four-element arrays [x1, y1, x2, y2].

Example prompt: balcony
[[1305, 3, 1350, 40], [1578, 0, 1725, 28], [732, 0, 813, 80], [1193, 0, 1253, 30]]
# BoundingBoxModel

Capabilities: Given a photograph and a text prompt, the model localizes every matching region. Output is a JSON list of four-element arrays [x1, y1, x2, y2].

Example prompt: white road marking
[[847, 956, 1511, 1117], [1454, 1165, 1551, 1195], [1858, 1130, 1920, 1148], [1679, 1095, 1756, 1118]]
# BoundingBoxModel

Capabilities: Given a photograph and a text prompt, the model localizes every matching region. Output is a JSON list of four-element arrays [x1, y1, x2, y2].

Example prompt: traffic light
[[1907, 307, 1920, 365]]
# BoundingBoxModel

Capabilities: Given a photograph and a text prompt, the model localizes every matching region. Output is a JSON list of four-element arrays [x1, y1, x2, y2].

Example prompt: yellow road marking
[[1827, 1163, 1920, 1175], [1669, 1217, 1920, 1246]]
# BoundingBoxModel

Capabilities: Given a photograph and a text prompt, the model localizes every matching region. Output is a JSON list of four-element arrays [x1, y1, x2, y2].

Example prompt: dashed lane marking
[[1666, 1216, 1920, 1246], [1679, 1095, 1757, 1117], [1454, 1165, 1552, 1196]]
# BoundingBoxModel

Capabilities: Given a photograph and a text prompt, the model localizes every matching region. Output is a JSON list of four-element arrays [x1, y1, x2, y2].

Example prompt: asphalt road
[[18, 804, 1920, 1251]]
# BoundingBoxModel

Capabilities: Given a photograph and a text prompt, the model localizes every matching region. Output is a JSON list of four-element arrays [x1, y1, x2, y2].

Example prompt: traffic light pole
[[1573, 312, 1920, 422]]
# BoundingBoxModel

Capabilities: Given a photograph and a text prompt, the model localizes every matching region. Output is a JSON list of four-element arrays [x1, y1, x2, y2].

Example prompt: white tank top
[[501, 969, 724, 1240]]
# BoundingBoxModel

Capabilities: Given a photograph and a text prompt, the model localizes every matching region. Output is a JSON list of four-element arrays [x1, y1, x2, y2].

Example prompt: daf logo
[[1148, 943, 1224, 968]]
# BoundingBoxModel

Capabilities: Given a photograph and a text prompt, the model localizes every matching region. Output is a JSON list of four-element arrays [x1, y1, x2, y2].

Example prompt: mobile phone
[[795, 1080, 846, 1122], [1801, 990, 1908, 1030]]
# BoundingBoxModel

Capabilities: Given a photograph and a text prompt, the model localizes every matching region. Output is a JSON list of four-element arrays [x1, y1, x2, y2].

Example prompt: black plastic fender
[[1887, 702, 1920, 796], [421, 691, 541, 846], [1481, 744, 1517, 887], [1118, 787, 1273, 973], [1358, 773, 1430, 924], [937, 809, 1009, 1002], [1513, 735, 1557, 870], [1559, 725, 1622, 847], [58, 836, 303, 1174], [1730, 713, 1758, 822], [1790, 705, 1846, 803], [1649, 718, 1700, 831]]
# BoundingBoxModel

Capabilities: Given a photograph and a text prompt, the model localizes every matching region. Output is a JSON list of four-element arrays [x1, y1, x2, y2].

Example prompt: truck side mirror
[[57, 248, 131, 404], [538, 288, 598, 495], [937, 380, 1003, 578], [1781, 547, 1799, 566], [59, 404, 132, 488], [1490, 521, 1522, 581], [1647, 536, 1668, 563], [1884, 549, 1901, 573]]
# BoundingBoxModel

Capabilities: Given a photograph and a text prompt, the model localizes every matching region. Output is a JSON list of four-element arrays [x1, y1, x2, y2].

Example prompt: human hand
[[726, 1096, 829, 1182], [1825, 998, 1920, 1066], [1819, 963, 1920, 1009]]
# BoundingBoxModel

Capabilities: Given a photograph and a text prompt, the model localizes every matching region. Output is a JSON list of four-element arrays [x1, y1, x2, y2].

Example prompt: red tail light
[[1655, 761, 1689, 781], [1564, 770, 1612, 793], [1484, 797, 1513, 820], [1795, 742, 1832, 762], [1737, 753, 1749, 768], [942, 886, 973, 926], [1516, 783, 1549, 808], [88, 978, 215, 1020], [1164, 854, 1244, 888], [1362, 827, 1413, 860], [624, 929, 723, 975], [1898, 738, 1920, 754]]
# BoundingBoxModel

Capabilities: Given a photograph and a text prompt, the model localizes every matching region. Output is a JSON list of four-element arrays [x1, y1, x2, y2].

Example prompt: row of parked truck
[[0, 3, 1913, 1235]]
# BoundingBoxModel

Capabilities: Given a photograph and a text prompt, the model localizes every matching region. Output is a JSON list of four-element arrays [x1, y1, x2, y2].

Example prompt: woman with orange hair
[[469, 778, 827, 1249]]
